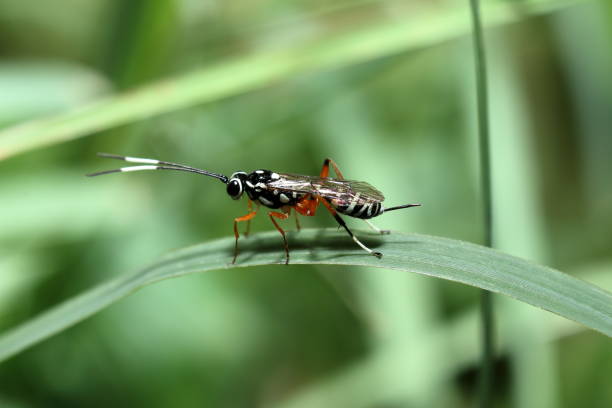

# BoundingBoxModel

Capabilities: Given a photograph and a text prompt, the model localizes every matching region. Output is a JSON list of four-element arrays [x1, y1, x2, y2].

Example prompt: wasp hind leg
[[321, 199, 382, 258], [269, 211, 291, 264], [364, 219, 390, 235], [320, 158, 345, 180], [233, 210, 257, 264]]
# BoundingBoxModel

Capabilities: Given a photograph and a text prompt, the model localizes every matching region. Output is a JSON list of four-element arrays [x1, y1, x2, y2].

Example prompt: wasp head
[[227, 172, 248, 200]]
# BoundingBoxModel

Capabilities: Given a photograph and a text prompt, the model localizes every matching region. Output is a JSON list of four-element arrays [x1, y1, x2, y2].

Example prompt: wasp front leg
[[268, 211, 291, 264], [244, 199, 259, 237], [233, 210, 257, 264]]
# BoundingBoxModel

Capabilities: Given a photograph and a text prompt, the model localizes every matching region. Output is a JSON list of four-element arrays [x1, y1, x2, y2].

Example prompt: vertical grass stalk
[[468, 0, 495, 406]]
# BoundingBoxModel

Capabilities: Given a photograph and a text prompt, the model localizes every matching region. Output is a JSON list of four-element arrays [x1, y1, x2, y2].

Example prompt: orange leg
[[295, 194, 320, 217], [233, 211, 257, 264], [319, 158, 345, 180], [320, 198, 382, 258], [294, 209, 301, 231], [244, 199, 257, 237], [268, 211, 290, 264]]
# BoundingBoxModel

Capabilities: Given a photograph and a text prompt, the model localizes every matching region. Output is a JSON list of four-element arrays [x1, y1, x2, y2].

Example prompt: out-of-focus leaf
[[0, 172, 138, 239], [0, 61, 110, 125], [0, 0, 582, 160]]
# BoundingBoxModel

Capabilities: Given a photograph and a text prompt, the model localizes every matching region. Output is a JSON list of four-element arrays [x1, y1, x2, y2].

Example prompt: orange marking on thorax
[[294, 194, 320, 217]]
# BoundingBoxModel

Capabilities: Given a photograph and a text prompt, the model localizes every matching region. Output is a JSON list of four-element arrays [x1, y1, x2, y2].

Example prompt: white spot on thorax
[[259, 196, 274, 206], [271, 173, 280, 180]]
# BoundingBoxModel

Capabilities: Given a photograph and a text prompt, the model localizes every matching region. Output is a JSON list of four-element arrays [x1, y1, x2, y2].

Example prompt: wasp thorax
[[227, 172, 247, 199]]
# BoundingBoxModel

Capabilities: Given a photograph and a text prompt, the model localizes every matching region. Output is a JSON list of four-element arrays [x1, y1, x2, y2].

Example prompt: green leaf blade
[[0, 229, 610, 364]]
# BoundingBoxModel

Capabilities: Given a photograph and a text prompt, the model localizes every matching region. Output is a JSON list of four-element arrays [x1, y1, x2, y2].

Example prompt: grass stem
[[468, 0, 495, 406]]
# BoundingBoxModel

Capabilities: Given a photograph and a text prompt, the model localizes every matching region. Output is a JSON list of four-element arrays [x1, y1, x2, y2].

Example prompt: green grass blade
[[0, 0, 583, 160], [468, 0, 495, 405], [0, 229, 610, 363]]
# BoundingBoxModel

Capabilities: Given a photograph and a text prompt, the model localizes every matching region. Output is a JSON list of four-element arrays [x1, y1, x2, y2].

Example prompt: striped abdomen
[[333, 196, 384, 219]]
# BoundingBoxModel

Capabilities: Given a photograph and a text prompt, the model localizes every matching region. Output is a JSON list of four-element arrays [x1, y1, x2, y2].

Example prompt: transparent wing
[[268, 173, 385, 202]]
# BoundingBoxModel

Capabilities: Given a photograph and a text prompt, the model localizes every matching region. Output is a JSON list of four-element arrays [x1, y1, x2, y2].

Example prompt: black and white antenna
[[87, 153, 229, 183]]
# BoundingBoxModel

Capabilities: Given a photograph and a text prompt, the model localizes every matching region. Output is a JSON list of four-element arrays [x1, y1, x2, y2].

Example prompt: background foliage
[[0, 0, 611, 407]]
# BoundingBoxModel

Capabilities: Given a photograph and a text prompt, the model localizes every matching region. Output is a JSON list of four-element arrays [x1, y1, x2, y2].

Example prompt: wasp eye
[[227, 178, 243, 199]]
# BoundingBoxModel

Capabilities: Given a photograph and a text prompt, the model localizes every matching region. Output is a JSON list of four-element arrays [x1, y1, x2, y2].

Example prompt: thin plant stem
[[468, 0, 495, 406]]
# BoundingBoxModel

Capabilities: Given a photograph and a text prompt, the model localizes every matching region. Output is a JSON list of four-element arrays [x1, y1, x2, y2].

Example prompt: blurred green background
[[0, 0, 611, 407]]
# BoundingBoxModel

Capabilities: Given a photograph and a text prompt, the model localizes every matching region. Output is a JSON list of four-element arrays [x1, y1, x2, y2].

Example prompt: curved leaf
[[0, 0, 582, 160], [0, 229, 610, 363]]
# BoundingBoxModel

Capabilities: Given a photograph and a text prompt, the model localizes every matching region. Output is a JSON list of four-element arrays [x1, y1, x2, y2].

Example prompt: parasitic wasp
[[88, 153, 420, 264]]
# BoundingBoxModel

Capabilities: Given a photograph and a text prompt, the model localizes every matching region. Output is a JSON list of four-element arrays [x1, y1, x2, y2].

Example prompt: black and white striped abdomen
[[333, 196, 384, 219]]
